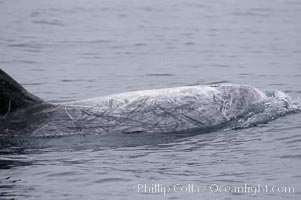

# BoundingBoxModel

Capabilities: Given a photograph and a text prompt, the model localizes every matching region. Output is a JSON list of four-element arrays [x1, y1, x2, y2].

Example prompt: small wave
[[60, 79, 95, 83], [31, 68, 46, 72], [7, 43, 42, 49], [206, 80, 230, 84], [33, 20, 65, 26], [134, 43, 147, 47], [239, 73, 251, 76], [12, 60, 37, 64], [212, 64, 231, 68], [93, 178, 129, 184], [22, 82, 46, 86], [144, 73, 174, 77], [231, 11, 270, 17]]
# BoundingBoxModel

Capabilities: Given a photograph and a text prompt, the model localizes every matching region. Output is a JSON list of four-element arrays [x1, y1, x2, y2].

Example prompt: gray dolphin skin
[[0, 69, 293, 135]]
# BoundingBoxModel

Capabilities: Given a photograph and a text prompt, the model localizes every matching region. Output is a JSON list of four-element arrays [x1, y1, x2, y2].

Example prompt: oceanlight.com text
[[130, 183, 295, 196]]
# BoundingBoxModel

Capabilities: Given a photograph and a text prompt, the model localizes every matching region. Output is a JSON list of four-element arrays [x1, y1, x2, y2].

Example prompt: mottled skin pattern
[[30, 84, 267, 135]]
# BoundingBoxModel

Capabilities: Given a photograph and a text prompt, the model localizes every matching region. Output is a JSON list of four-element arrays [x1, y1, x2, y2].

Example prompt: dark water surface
[[1, 0, 301, 199]]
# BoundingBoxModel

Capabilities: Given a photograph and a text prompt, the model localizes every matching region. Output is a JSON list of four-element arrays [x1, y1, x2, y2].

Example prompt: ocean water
[[1, 0, 301, 199]]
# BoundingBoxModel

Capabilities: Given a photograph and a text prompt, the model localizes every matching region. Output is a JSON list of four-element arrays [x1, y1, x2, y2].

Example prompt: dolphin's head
[[210, 83, 267, 118], [217, 83, 266, 103]]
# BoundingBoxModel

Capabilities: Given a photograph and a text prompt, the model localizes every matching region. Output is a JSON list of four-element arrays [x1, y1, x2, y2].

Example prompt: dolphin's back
[[0, 70, 296, 135], [59, 84, 267, 134]]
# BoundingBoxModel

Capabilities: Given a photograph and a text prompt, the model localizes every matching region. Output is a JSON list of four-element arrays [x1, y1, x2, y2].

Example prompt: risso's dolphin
[[0, 69, 297, 136]]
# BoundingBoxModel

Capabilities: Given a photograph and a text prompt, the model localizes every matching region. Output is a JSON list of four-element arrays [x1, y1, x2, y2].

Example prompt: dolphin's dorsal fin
[[0, 68, 43, 118]]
